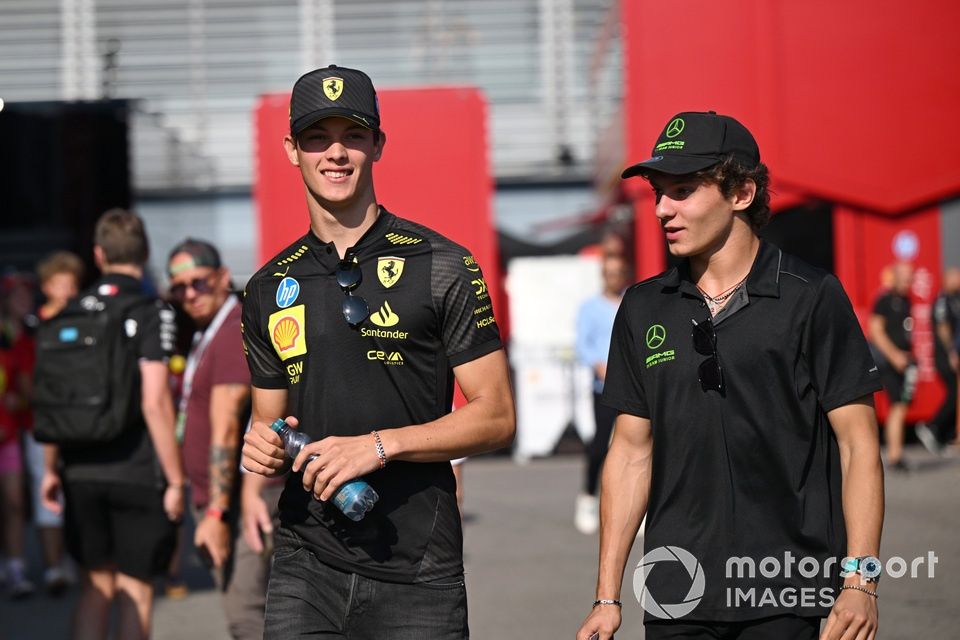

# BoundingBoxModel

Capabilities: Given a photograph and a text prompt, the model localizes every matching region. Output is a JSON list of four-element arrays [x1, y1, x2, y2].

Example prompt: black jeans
[[264, 533, 468, 639], [645, 614, 820, 639]]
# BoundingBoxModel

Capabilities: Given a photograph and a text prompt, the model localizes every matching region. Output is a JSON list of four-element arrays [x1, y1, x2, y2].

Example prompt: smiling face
[[283, 117, 385, 215], [646, 171, 756, 259]]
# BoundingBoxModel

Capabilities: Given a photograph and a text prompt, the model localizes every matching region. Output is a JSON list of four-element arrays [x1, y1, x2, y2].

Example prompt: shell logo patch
[[268, 304, 307, 361]]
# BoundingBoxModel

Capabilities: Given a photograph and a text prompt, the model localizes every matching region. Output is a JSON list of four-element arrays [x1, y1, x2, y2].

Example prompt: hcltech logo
[[633, 546, 705, 619]]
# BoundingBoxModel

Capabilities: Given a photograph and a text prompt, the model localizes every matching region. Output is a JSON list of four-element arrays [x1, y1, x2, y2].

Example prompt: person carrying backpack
[[37, 209, 186, 640]]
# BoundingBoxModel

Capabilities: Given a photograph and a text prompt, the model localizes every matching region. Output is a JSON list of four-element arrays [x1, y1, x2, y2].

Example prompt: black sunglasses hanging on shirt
[[692, 318, 724, 393], [336, 254, 370, 327]]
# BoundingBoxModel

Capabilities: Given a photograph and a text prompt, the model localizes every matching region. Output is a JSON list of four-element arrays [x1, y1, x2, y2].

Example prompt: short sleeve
[[210, 310, 251, 387], [871, 294, 888, 317], [241, 279, 286, 389], [600, 290, 649, 418], [138, 300, 176, 362], [806, 275, 883, 412], [433, 249, 502, 368]]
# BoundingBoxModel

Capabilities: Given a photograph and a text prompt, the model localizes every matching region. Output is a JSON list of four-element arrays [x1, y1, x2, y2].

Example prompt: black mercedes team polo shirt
[[603, 241, 882, 622], [242, 207, 502, 583]]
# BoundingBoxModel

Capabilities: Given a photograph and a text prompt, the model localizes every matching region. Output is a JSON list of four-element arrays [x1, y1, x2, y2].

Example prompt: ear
[[217, 267, 232, 289], [372, 130, 386, 162], [731, 179, 757, 212], [93, 245, 106, 270], [283, 134, 300, 167]]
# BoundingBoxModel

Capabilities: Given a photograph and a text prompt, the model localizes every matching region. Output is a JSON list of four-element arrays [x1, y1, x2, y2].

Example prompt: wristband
[[593, 599, 622, 608], [371, 430, 387, 469], [204, 506, 230, 522], [840, 584, 878, 599]]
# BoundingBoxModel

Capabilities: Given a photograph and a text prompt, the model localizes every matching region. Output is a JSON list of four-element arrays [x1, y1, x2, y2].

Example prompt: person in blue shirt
[[574, 251, 631, 534]]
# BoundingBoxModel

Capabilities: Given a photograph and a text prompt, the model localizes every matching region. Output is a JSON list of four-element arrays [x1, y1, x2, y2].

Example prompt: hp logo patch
[[276, 277, 300, 309], [633, 546, 705, 619]]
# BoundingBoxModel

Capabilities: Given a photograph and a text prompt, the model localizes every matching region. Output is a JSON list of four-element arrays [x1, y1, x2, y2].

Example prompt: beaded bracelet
[[592, 599, 622, 608], [840, 585, 878, 599], [371, 430, 388, 469]]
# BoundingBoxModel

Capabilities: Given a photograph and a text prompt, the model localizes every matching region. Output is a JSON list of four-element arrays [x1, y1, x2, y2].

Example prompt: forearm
[[143, 401, 186, 486], [379, 393, 514, 463], [43, 443, 59, 473], [936, 323, 956, 354], [595, 442, 651, 599], [207, 417, 240, 510], [840, 450, 884, 564]]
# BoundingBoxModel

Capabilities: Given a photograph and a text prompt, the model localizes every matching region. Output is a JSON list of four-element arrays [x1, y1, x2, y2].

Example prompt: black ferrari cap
[[289, 65, 380, 134]]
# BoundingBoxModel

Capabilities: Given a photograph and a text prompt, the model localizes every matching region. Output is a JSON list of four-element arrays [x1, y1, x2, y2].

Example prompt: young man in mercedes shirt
[[240, 65, 515, 638], [576, 112, 885, 640]]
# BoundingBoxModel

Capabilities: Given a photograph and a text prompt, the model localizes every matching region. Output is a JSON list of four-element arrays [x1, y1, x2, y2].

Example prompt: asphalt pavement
[[1, 447, 957, 639]]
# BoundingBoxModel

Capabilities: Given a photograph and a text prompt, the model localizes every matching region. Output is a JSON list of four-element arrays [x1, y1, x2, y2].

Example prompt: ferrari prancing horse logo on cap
[[324, 77, 344, 101]]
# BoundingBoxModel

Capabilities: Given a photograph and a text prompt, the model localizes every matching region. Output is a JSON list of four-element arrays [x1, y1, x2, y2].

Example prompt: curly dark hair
[[694, 155, 771, 230]]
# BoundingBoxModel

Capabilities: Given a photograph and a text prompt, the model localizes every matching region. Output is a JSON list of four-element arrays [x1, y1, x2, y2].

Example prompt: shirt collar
[[302, 205, 396, 257], [659, 241, 782, 299]]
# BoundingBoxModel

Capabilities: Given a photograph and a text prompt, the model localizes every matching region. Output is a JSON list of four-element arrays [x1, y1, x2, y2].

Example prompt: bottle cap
[[269, 419, 287, 433]]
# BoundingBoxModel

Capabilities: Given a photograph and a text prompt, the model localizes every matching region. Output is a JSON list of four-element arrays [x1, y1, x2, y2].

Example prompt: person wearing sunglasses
[[577, 113, 885, 640], [166, 238, 281, 639], [239, 65, 515, 639]]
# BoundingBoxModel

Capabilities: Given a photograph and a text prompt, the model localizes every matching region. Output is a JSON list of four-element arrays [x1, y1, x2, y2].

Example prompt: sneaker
[[44, 566, 69, 597], [914, 423, 943, 455], [575, 494, 600, 535], [888, 458, 911, 473], [6, 561, 35, 600]]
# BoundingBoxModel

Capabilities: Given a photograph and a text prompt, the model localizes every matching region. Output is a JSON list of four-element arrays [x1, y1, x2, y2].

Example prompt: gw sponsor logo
[[473, 303, 492, 316], [370, 301, 400, 327], [471, 277, 489, 302], [367, 350, 404, 365], [462, 256, 481, 272], [275, 277, 300, 309], [286, 361, 303, 385]]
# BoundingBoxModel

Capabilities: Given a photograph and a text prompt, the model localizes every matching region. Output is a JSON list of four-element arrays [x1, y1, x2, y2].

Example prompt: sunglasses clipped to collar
[[691, 318, 723, 393], [336, 253, 369, 327]]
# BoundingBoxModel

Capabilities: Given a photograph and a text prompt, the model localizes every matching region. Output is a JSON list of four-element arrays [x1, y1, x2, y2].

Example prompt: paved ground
[[2, 447, 957, 639]]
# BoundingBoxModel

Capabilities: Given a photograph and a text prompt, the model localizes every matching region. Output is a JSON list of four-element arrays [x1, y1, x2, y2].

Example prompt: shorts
[[646, 614, 820, 639], [878, 361, 916, 405], [23, 430, 62, 527], [0, 437, 22, 475], [64, 481, 178, 581]]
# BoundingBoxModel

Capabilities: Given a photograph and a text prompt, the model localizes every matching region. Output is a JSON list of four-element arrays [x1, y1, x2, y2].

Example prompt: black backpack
[[32, 292, 150, 445]]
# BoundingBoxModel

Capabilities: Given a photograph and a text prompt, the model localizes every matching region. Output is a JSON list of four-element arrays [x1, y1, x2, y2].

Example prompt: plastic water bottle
[[270, 419, 379, 521]]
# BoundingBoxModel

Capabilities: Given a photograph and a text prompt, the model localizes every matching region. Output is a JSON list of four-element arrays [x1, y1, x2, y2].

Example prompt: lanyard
[[175, 295, 238, 441]]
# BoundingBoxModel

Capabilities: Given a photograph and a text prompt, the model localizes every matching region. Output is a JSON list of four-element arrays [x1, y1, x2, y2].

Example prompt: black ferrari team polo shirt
[[602, 241, 882, 622], [242, 207, 502, 583]]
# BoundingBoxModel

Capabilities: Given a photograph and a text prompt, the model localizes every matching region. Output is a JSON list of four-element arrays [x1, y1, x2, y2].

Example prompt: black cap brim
[[291, 108, 378, 134], [621, 154, 720, 179]]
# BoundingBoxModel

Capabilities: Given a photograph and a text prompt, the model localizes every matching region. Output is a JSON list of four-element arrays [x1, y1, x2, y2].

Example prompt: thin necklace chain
[[698, 276, 747, 315]]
